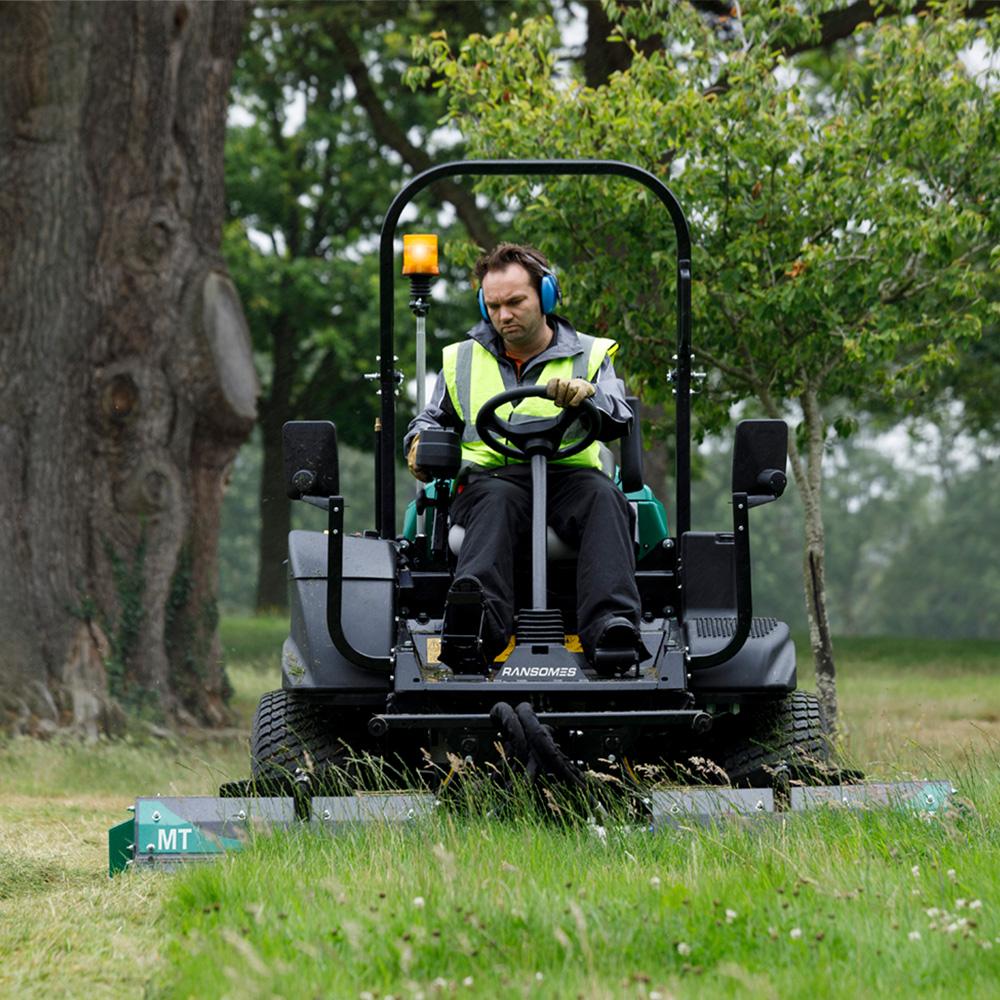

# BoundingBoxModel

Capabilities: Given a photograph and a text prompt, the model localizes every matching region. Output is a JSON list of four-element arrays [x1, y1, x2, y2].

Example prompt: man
[[404, 243, 644, 673]]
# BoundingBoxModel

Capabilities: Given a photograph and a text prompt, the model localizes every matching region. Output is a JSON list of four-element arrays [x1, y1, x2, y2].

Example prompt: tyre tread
[[722, 691, 833, 786], [250, 689, 354, 780]]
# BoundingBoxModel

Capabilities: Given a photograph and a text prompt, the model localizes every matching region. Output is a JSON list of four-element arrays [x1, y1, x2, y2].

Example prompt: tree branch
[[782, 1, 996, 58], [307, 143, 337, 258], [693, 0, 994, 94], [692, 344, 761, 390], [328, 19, 496, 249]]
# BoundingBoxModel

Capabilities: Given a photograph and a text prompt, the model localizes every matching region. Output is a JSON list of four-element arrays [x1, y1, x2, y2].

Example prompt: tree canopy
[[409, 1, 1000, 718]]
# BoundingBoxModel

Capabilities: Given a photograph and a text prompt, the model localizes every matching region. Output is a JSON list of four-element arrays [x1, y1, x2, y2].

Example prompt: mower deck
[[108, 780, 955, 875]]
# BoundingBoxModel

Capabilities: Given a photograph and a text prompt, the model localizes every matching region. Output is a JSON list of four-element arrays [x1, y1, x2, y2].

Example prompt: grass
[[0, 619, 279, 999], [219, 614, 288, 674], [797, 636, 1000, 772], [156, 777, 1000, 999], [0, 619, 997, 998]]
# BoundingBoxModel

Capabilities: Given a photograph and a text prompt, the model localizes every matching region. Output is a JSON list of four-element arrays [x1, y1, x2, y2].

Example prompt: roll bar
[[375, 159, 693, 540]]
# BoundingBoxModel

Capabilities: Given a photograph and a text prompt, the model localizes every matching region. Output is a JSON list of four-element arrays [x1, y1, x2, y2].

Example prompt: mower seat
[[443, 439, 622, 563], [448, 523, 577, 561]]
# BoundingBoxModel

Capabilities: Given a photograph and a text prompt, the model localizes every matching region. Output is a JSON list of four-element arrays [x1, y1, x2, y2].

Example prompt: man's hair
[[474, 243, 554, 290]]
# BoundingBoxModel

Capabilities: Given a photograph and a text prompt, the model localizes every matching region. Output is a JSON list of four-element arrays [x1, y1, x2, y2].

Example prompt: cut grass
[[0, 792, 168, 998], [0, 629, 276, 999], [796, 636, 1000, 770], [0, 732, 251, 800], [0, 622, 997, 998]]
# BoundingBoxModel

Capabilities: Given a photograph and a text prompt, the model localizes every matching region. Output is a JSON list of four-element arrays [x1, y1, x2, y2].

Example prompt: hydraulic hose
[[489, 700, 590, 795]]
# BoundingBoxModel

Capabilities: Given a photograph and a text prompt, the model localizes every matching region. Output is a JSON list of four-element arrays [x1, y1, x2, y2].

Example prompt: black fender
[[685, 616, 796, 699], [282, 530, 395, 691]]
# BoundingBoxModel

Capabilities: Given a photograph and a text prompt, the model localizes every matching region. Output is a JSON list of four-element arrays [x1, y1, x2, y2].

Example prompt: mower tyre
[[721, 691, 833, 787], [251, 689, 363, 789]]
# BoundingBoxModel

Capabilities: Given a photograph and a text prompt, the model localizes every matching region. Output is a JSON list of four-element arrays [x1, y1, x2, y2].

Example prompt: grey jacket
[[403, 315, 633, 460]]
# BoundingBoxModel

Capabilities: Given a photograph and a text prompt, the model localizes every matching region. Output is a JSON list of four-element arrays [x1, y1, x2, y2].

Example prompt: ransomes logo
[[496, 665, 580, 680]]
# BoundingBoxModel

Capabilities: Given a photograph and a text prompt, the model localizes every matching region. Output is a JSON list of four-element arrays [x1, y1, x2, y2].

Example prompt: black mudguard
[[282, 530, 395, 691], [680, 531, 796, 699], [686, 616, 796, 699]]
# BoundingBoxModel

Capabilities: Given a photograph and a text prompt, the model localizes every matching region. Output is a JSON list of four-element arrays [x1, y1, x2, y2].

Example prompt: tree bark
[[255, 313, 296, 612], [0, 1, 253, 734]]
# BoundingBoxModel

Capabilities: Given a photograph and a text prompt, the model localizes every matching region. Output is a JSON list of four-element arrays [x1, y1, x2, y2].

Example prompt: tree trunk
[[582, 0, 662, 87], [0, 1, 253, 735], [582, 0, 632, 87], [254, 312, 296, 612], [790, 387, 839, 726], [255, 401, 293, 612]]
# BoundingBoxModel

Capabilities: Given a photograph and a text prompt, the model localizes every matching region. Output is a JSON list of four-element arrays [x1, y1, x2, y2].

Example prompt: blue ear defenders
[[478, 269, 561, 322]]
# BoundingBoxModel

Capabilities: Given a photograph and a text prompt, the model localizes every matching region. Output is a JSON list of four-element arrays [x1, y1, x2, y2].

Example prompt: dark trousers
[[449, 465, 640, 657]]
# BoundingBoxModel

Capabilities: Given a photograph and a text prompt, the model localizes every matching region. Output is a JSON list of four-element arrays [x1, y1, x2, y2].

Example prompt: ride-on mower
[[108, 160, 953, 875]]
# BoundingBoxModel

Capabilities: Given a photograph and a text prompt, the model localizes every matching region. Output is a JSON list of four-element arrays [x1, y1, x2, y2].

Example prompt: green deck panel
[[108, 817, 134, 877], [135, 798, 244, 858]]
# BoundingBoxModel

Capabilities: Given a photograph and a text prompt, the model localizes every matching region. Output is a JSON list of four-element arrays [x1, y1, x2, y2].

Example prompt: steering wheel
[[474, 385, 602, 462]]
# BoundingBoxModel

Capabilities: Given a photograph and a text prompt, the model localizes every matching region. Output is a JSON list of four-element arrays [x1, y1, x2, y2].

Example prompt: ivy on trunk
[[0, 1, 253, 734]]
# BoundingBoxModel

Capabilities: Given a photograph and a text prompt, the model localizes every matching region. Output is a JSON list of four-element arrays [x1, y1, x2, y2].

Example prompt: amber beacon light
[[402, 234, 441, 534], [402, 233, 440, 276]]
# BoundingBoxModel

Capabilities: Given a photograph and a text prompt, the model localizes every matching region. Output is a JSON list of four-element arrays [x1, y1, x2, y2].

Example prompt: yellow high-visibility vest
[[441, 333, 617, 469]]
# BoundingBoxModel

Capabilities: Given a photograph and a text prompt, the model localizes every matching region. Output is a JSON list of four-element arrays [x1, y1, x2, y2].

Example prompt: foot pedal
[[592, 647, 639, 677], [592, 618, 642, 677], [439, 636, 486, 671], [440, 579, 486, 671], [514, 609, 566, 646]]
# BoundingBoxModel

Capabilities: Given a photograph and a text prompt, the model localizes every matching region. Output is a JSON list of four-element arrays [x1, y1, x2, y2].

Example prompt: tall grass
[[149, 627, 1000, 997], [156, 760, 1000, 999]]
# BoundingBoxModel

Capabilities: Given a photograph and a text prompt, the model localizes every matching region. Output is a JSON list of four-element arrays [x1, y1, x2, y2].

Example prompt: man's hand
[[407, 435, 431, 482], [546, 377, 596, 408]]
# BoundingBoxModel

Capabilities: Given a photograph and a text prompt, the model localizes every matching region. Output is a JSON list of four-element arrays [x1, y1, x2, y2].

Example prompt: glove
[[407, 435, 431, 482], [546, 377, 596, 408]]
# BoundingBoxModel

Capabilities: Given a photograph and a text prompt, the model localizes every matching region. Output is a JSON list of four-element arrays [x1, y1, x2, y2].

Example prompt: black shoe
[[592, 616, 642, 677]]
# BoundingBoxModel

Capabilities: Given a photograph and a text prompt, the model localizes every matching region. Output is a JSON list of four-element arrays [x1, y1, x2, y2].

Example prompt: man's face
[[480, 263, 547, 352]]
